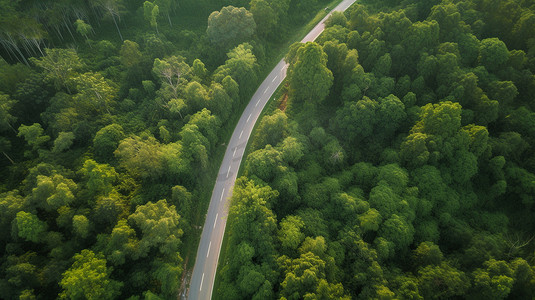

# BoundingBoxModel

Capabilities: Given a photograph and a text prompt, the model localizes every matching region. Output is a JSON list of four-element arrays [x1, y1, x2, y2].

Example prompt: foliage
[[12, 211, 47, 243], [30, 49, 83, 93], [59, 250, 122, 299], [128, 199, 183, 258], [221, 0, 535, 298], [3, 0, 535, 298], [207, 6, 256, 49], [287, 42, 333, 109]]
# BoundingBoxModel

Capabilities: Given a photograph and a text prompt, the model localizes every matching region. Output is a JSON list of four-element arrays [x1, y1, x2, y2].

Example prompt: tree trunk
[[7, 34, 29, 66], [63, 18, 77, 41], [2, 151, 15, 165], [55, 25, 65, 41], [0, 39, 18, 62], [33, 38, 45, 56], [7, 121, 17, 135], [19, 37, 35, 57], [111, 15, 124, 41]]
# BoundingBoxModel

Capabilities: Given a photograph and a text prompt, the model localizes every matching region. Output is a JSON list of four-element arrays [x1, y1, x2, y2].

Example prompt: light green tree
[[102, 219, 139, 265], [250, 0, 276, 37], [72, 215, 90, 238], [144, 2, 160, 34], [153, 56, 190, 99], [79, 159, 118, 196], [228, 177, 278, 259], [152, 258, 183, 298], [379, 214, 414, 252], [252, 110, 288, 150], [0, 93, 17, 134], [245, 145, 283, 182], [471, 259, 514, 300], [91, 0, 125, 41], [278, 215, 305, 250], [12, 211, 47, 243], [52, 132, 75, 153], [30, 48, 82, 93], [413, 241, 443, 267], [179, 124, 209, 170], [31, 174, 77, 210], [358, 208, 382, 233], [287, 42, 333, 107], [114, 134, 164, 179], [280, 136, 304, 165], [74, 19, 93, 43], [18, 123, 50, 155], [214, 43, 259, 99], [60, 250, 122, 299], [71, 72, 117, 115], [128, 199, 183, 258]]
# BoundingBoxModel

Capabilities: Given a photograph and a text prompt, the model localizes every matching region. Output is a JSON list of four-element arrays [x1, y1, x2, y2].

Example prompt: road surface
[[188, 0, 357, 299]]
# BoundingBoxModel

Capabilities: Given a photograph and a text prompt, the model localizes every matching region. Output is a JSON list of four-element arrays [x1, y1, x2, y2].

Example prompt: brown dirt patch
[[279, 93, 289, 112]]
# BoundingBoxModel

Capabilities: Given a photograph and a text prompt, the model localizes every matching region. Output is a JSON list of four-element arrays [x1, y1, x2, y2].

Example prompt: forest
[[216, 0, 535, 299], [0, 0, 336, 298]]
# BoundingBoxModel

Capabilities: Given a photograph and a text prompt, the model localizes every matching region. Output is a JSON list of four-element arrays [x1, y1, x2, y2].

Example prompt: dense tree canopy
[[3, 0, 535, 298], [1, 0, 343, 298], [219, 0, 535, 298]]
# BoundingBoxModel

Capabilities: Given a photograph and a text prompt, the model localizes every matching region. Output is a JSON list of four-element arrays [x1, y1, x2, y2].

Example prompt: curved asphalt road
[[188, 0, 357, 299]]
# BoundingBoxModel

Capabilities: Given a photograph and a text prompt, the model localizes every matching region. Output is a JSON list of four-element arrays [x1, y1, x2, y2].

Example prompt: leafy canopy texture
[[128, 199, 183, 257], [288, 42, 333, 107], [60, 250, 122, 300], [207, 6, 256, 49], [13, 211, 47, 243]]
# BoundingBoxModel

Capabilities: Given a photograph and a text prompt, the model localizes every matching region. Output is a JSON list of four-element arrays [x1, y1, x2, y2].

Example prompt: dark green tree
[[207, 6, 256, 49]]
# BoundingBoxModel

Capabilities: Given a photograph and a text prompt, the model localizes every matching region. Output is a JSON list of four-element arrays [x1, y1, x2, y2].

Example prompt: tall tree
[[93, 124, 125, 162], [119, 40, 142, 68], [30, 48, 82, 93], [92, 0, 126, 41], [12, 211, 47, 243], [60, 250, 122, 299], [17, 123, 50, 154], [155, 0, 173, 26], [72, 72, 118, 115], [153, 56, 190, 100], [250, 0, 277, 38], [478, 38, 510, 72], [207, 6, 256, 49], [79, 159, 118, 196], [0, 93, 17, 134], [287, 42, 333, 108], [74, 19, 93, 44], [143, 1, 160, 34], [114, 134, 164, 180], [214, 43, 258, 99], [128, 199, 183, 258]]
